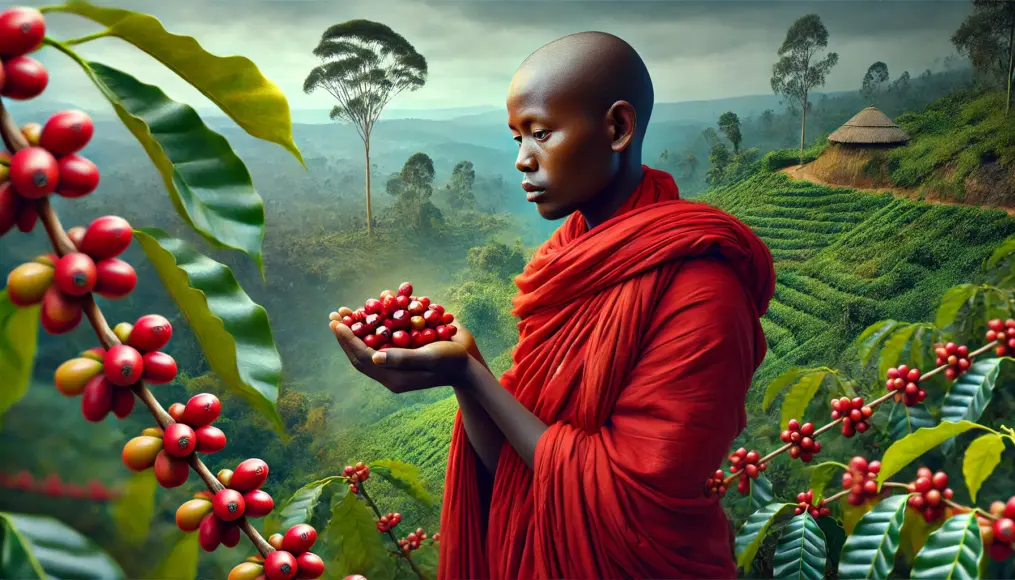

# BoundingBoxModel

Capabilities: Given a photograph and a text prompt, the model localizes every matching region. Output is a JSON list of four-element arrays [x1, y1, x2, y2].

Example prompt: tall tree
[[304, 20, 428, 234], [771, 14, 839, 161], [445, 160, 476, 211], [717, 111, 743, 154], [701, 127, 722, 149], [389, 152, 442, 230], [952, 0, 1015, 115], [860, 61, 890, 104]]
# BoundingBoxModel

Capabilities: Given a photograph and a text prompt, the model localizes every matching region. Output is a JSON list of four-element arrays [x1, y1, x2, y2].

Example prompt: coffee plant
[[0, 4, 440, 579], [719, 252, 1015, 578]]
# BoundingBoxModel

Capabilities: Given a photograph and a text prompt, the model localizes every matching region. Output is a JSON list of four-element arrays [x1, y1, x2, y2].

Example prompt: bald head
[[513, 32, 654, 138]]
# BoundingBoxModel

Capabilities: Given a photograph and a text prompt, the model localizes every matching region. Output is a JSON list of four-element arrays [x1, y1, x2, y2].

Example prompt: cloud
[[14, 0, 973, 118]]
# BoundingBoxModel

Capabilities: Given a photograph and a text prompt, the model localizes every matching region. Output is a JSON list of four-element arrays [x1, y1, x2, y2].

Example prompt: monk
[[329, 31, 775, 579]]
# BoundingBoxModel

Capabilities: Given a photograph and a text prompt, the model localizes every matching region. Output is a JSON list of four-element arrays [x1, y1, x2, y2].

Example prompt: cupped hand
[[330, 319, 477, 393]]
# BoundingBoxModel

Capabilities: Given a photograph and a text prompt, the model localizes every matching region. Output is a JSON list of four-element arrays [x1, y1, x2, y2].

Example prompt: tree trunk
[[1007, 12, 1015, 117], [799, 91, 807, 163], [364, 137, 373, 235]]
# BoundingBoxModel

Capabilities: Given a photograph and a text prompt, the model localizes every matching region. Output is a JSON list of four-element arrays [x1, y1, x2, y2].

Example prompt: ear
[[606, 100, 637, 152]]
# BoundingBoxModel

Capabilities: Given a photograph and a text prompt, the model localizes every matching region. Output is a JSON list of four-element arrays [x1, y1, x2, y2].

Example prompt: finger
[[331, 321, 375, 369], [372, 347, 433, 371]]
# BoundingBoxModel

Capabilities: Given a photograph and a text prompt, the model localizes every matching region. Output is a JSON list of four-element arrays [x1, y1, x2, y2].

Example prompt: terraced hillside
[[327, 163, 1015, 535]]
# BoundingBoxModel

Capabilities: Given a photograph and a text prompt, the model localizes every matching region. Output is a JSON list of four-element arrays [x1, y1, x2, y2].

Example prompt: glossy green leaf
[[838, 494, 908, 580], [148, 532, 198, 580], [877, 421, 987, 485], [818, 518, 846, 571], [909, 325, 940, 377], [899, 504, 941, 564], [888, 403, 936, 442], [48, 1, 304, 165], [413, 542, 440, 580], [265, 476, 341, 536], [941, 357, 1004, 425], [0, 290, 40, 417], [0, 512, 125, 579], [808, 462, 848, 502], [842, 500, 876, 536], [935, 284, 979, 330], [326, 491, 387, 575], [855, 320, 903, 370], [763, 367, 805, 410], [781, 370, 831, 429], [63, 58, 266, 269], [911, 513, 983, 580], [962, 433, 1005, 503], [986, 235, 1015, 269], [111, 470, 157, 545], [981, 287, 1010, 325], [773, 514, 826, 580], [735, 502, 795, 571], [371, 459, 433, 508], [878, 324, 918, 382], [133, 228, 283, 435]]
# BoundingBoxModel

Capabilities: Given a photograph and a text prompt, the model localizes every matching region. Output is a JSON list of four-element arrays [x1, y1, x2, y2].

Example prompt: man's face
[[506, 68, 616, 221]]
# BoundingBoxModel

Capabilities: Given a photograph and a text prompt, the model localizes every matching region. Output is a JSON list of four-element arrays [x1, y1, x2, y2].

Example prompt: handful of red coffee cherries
[[329, 282, 457, 349]]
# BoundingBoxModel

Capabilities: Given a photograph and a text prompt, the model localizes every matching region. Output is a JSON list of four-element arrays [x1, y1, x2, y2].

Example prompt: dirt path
[[779, 164, 1015, 216]]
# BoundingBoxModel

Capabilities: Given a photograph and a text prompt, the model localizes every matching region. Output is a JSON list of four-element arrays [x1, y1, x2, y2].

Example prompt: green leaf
[[326, 491, 387, 575], [986, 235, 1015, 270], [817, 518, 846, 571], [808, 462, 848, 502], [413, 542, 440, 580], [935, 284, 979, 330], [878, 324, 918, 382], [0, 290, 40, 417], [734, 502, 796, 571], [133, 228, 284, 435], [877, 421, 987, 485], [941, 357, 1004, 425], [838, 494, 908, 580], [266, 476, 341, 536], [982, 287, 1010, 325], [49, 1, 304, 165], [909, 325, 940, 378], [110, 470, 157, 545], [842, 500, 876, 536], [773, 514, 826, 580], [148, 532, 199, 580], [911, 512, 983, 580], [888, 403, 936, 441], [855, 320, 902, 370], [763, 367, 805, 411], [64, 59, 267, 269], [371, 459, 433, 508], [899, 505, 942, 564], [780, 370, 831, 430], [962, 433, 1006, 503], [0, 512, 125, 579]]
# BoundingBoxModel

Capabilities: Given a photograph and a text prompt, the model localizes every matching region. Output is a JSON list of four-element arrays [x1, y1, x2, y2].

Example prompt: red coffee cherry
[[213, 489, 245, 521], [81, 375, 114, 422], [141, 351, 177, 384], [264, 550, 298, 580], [1, 56, 47, 100], [398, 282, 413, 296], [163, 423, 197, 458], [55, 154, 100, 198], [111, 387, 135, 418], [79, 215, 132, 260], [40, 110, 94, 156], [103, 345, 144, 387], [295, 552, 325, 579], [243, 489, 275, 518], [282, 523, 317, 554], [182, 393, 222, 428], [231, 458, 269, 493], [53, 252, 97, 296], [153, 450, 190, 488], [9, 146, 58, 198], [0, 7, 45, 57], [194, 425, 227, 454], [198, 512, 222, 552], [167, 402, 186, 423], [0, 182, 20, 236], [93, 258, 137, 299], [129, 314, 173, 352], [40, 286, 83, 334]]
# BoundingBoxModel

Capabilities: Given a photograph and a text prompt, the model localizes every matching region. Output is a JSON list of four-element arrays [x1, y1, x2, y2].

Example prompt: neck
[[580, 159, 644, 230]]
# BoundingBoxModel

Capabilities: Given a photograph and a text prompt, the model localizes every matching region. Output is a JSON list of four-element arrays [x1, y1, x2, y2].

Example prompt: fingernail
[[372, 352, 387, 365]]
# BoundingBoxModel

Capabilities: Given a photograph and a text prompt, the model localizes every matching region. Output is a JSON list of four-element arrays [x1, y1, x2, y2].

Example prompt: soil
[[779, 164, 1015, 217]]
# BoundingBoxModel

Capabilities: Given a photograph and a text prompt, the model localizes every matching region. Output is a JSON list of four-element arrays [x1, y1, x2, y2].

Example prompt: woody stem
[[0, 99, 274, 557], [723, 341, 999, 488]]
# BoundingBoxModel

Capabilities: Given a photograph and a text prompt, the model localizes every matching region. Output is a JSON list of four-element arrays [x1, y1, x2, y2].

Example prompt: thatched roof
[[828, 106, 910, 145]]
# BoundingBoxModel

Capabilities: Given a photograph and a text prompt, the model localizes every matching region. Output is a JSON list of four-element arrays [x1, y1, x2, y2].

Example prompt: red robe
[[439, 166, 775, 579]]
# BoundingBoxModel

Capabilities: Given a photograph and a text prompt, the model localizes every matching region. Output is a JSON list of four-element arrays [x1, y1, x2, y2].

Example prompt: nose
[[515, 142, 536, 173]]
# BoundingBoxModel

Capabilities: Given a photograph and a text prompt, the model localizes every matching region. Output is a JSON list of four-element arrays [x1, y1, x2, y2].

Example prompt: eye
[[533, 130, 550, 141]]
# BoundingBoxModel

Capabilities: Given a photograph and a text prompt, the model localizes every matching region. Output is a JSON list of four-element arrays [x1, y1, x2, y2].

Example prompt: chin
[[535, 202, 572, 221]]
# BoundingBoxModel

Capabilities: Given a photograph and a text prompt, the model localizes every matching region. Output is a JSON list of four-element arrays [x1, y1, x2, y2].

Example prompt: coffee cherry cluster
[[5, 215, 137, 335], [794, 489, 830, 518], [344, 461, 370, 494], [906, 467, 955, 522], [188, 458, 274, 554], [705, 469, 728, 498], [0, 469, 120, 501], [728, 448, 766, 494], [0, 8, 47, 101], [979, 498, 1015, 562], [842, 456, 883, 506], [111, 314, 179, 384], [885, 364, 925, 407], [986, 319, 1015, 357], [332, 282, 457, 350], [240, 524, 325, 580], [831, 396, 873, 437], [780, 419, 822, 462], [934, 342, 972, 381], [377, 511, 402, 533], [399, 527, 429, 553]]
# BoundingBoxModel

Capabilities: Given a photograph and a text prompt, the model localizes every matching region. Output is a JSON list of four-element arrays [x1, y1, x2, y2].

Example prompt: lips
[[522, 181, 546, 202]]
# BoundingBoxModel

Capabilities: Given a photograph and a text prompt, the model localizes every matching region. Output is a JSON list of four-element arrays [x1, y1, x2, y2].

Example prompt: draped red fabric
[[438, 166, 775, 579]]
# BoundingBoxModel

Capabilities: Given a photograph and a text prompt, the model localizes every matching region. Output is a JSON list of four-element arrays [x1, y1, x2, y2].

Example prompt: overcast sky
[[14, 0, 973, 117]]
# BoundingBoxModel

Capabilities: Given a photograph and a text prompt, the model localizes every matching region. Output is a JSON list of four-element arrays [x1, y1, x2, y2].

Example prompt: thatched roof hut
[[827, 106, 910, 146]]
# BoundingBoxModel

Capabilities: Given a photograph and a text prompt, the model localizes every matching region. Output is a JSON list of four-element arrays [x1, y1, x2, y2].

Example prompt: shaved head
[[515, 31, 654, 138]]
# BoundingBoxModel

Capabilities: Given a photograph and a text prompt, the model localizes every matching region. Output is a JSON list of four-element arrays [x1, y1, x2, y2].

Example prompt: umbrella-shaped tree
[[304, 20, 428, 234]]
